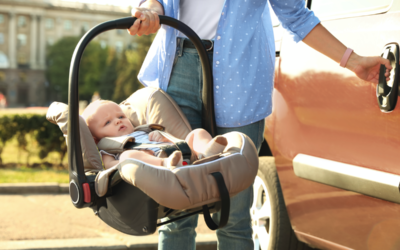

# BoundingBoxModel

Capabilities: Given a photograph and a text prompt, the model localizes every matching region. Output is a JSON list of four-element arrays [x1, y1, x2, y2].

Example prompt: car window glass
[[311, 0, 392, 20]]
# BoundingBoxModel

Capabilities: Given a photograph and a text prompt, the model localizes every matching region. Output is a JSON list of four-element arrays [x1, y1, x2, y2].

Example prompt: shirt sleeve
[[100, 150, 118, 160], [269, 0, 320, 42], [137, 0, 166, 17], [138, 0, 164, 8]]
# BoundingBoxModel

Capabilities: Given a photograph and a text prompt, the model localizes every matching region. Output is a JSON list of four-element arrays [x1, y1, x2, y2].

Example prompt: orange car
[[252, 1, 400, 250]]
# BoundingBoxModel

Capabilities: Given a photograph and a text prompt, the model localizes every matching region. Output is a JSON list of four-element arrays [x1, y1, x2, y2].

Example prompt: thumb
[[131, 8, 143, 19], [380, 57, 392, 70]]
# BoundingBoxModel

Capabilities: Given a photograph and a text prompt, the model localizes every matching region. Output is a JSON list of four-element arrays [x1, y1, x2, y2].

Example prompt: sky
[[64, 0, 139, 7]]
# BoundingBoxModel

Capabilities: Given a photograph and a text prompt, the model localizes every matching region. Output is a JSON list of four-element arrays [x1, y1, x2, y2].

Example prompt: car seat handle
[[376, 43, 399, 112], [68, 16, 216, 208]]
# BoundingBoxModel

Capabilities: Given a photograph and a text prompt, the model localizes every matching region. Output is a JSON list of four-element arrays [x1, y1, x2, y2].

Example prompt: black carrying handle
[[68, 16, 216, 208], [376, 43, 399, 112], [202, 172, 230, 230], [155, 172, 231, 230]]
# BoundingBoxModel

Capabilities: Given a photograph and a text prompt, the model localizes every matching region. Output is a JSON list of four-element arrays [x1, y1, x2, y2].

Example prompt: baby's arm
[[185, 129, 227, 158], [148, 131, 172, 142], [102, 154, 119, 169], [120, 150, 163, 166]]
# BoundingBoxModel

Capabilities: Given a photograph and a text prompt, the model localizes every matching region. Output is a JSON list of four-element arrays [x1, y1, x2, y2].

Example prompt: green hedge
[[0, 114, 66, 166]]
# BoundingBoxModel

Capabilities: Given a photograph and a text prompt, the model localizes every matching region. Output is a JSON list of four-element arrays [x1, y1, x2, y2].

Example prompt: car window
[[311, 0, 392, 20]]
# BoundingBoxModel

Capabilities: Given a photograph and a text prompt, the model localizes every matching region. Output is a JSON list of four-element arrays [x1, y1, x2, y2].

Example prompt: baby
[[82, 100, 227, 169]]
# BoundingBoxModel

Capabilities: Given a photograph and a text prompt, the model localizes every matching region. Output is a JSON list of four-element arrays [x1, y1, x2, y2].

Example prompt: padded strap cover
[[97, 135, 135, 155], [97, 124, 166, 154]]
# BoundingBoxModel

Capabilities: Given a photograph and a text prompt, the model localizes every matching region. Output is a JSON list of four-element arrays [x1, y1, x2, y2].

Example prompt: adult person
[[127, 1, 391, 249]]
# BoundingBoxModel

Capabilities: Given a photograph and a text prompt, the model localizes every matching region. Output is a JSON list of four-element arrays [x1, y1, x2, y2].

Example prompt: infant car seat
[[50, 16, 259, 236]]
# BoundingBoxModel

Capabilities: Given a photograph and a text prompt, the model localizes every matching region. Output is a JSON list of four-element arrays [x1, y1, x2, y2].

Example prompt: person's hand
[[346, 54, 392, 84], [128, 8, 160, 36], [149, 131, 170, 142]]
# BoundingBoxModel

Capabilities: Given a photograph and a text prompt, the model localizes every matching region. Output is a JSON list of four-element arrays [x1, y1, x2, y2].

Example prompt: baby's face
[[87, 102, 135, 141]]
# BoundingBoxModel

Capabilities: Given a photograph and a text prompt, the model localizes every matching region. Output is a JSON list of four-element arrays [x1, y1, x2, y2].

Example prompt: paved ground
[[0, 193, 217, 249]]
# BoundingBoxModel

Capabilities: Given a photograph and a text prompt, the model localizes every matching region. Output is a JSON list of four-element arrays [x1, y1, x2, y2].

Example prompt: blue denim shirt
[[138, 0, 320, 127]]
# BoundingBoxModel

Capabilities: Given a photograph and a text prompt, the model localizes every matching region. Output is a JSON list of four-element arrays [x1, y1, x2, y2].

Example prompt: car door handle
[[376, 43, 399, 112]]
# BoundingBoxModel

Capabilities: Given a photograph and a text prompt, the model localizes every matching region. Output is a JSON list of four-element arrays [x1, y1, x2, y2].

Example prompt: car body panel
[[266, 3, 400, 249]]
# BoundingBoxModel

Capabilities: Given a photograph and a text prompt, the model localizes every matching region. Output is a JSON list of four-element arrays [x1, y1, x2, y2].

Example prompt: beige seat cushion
[[115, 131, 258, 210], [46, 102, 103, 172], [120, 87, 192, 140]]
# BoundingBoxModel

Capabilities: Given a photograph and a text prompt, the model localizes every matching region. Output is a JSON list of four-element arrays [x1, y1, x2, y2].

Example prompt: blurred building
[[0, 0, 132, 107]]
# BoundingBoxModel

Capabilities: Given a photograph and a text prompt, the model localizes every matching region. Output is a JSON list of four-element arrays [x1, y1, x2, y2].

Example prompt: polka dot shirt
[[138, 0, 320, 128]]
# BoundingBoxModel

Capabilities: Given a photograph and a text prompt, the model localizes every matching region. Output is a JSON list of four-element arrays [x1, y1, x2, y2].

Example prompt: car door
[[268, 0, 400, 249]]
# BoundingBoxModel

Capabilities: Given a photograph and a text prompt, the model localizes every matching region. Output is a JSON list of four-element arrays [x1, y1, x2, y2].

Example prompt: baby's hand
[[149, 131, 170, 142]]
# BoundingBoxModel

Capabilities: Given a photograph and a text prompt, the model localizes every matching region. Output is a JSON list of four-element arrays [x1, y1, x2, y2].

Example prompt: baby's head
[[82, 100, 135, 143]]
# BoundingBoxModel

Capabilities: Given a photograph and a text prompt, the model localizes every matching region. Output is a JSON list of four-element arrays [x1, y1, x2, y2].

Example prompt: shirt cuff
[[100, 150, 117, 160], [138, 0, 146, 7]]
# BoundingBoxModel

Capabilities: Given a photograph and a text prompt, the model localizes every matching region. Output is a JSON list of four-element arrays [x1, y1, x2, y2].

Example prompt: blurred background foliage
[[46, 34, 154, 104], [0, 114, 66, 168], [0, 34, 155, 174]]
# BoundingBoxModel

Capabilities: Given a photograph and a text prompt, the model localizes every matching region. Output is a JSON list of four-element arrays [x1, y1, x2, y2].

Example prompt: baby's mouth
[[119, 125, 126, 131]]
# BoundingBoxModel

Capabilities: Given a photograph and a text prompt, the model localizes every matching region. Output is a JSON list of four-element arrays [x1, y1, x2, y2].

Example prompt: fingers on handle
[[138, 16, 149, 36], [382, 57, 392, 69], [128, 19, 141, 36], [146, 12, 157, 35], [149, 12, 161, 34], [131, 8, 143, 19], [129, 9, 160, 36]]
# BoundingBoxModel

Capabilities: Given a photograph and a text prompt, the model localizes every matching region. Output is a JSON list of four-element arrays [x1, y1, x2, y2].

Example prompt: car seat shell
[[47, 87, 259, 211]]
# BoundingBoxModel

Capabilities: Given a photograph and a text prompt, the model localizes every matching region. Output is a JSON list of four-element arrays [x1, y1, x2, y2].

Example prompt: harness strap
[[123, 130, 192, 163], [157, 131, 192, 161], [173, 141, 192, 161], [202, 172, 230, 230], [126, 143, 178, 157]]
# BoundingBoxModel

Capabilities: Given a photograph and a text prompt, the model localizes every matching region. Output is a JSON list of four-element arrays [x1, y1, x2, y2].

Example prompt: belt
[[183, 38, 214, 52]]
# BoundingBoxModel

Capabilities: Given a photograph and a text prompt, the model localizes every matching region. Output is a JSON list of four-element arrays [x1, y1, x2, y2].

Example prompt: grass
[[0, 167, 69, 183], [0, 137, 69, 183]]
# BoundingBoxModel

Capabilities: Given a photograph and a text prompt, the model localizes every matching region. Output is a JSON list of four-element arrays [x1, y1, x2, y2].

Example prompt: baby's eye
[[105, 121, 110, 126], [119, 116, 124, 119]]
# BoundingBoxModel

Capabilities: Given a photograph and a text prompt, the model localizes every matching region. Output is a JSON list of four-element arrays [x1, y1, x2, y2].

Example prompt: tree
[[46, 37, 109, 103], [112, 35, 155, 103], [97, 49, 119, 100]]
